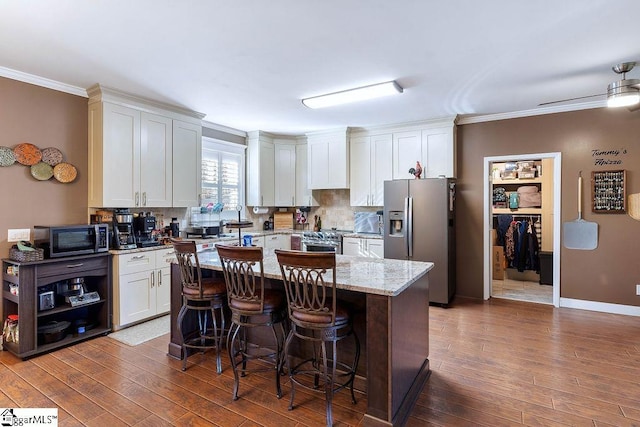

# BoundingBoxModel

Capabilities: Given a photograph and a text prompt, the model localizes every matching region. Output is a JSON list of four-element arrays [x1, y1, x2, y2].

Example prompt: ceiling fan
[[539, 62, 640, 109]]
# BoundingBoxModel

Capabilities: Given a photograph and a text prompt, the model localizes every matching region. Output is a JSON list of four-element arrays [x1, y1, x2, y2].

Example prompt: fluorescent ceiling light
[[302, 81, 403, 109], [607, 79, 640, 107]]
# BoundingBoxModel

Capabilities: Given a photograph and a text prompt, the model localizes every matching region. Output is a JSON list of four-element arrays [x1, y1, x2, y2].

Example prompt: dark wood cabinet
[[2, 253, 112, 359]]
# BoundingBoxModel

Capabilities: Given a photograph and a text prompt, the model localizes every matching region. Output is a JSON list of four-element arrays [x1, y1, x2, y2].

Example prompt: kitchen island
[[168, 251, 433, 426]]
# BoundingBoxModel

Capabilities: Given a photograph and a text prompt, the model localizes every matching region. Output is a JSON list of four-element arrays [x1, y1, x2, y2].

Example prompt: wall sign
[[592, 148, 627, 166]]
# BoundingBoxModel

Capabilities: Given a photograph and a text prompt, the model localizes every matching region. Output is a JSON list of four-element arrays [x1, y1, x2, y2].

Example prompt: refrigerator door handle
[[406, 196, 413, 257]]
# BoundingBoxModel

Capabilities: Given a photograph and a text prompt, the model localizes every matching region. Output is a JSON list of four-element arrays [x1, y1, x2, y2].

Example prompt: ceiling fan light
[[302, 81, 403, 109], [607, 79, 640, 107]]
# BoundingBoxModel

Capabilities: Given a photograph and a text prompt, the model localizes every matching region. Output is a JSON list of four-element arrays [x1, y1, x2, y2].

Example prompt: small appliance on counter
[[112, 209, 137, 250], [133, 212, 161, 247], [34, 224, 109, 258], [354, 211, 382, 235]]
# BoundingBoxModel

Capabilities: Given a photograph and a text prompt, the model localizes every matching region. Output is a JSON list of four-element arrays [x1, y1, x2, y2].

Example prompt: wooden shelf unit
[[2, 253, 112, 359]]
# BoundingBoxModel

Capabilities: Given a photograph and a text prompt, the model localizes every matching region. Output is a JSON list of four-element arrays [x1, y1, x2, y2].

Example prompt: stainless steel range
[[301, 230, 346, 254]]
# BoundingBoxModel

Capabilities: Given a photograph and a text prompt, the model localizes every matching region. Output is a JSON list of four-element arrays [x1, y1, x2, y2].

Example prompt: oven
[[301, 231, 343, 254]]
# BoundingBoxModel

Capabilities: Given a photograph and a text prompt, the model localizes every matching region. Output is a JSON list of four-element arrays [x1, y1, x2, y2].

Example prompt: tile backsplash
[[148, 189, 381, 234]]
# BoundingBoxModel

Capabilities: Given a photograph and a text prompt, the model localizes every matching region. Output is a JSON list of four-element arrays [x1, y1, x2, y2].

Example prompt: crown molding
[[87, 84, 206, 121], [0, 66, 88, 97], [457, 101, 606, 125], [202, 120, 247, 137]]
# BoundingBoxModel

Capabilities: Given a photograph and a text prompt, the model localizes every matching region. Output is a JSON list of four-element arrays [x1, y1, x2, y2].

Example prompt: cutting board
[[273, 212, 294, 229]]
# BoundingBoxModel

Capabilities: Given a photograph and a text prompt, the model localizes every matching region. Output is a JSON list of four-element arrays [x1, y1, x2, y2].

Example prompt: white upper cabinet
[[172, 120, 202, 207], [89, 102, 140, 207], [140, 112, 173, 207], [295, 143, 318, 206], [391, 118, 457, 179], [246, 131, 275, 206], [350, 133, 392, 206], [306, 129, 350, 189], [87, 84, 204, 208], [421, 125, 455, 178], [274, 141, 296, 206], [392, 130, 422, 180]]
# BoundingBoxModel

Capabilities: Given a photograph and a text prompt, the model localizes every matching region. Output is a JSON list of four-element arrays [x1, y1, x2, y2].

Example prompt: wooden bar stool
[[216, 244, 287, 401], [172, 240, 227, 373], [275, 250, 360, 427]]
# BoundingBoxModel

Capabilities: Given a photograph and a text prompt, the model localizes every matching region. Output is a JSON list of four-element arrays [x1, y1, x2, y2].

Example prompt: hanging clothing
[[496, 214, 513, 246]]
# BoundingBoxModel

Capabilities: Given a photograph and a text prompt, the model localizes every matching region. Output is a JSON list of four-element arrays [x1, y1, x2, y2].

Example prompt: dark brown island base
[[168, 252, 433, 426]]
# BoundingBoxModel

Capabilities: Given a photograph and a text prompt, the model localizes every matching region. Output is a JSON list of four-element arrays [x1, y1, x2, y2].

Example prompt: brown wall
[[457, 108, 640, 305], [0, 77, 88, 256]]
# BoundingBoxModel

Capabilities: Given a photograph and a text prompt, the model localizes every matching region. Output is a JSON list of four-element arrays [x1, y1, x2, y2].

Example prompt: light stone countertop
[[342, 233, 383, 239], [194, 250, 433, 297], [109, 229, 301, 255]]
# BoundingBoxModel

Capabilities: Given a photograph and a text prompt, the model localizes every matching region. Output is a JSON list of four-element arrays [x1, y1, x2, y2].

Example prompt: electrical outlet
[[636, 284, 640, 296], [7, 228, 30, 242]]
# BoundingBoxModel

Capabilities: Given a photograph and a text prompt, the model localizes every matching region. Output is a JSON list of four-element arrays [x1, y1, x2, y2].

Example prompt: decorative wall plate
[[30, 162, 54, 180], [13, 142, 42, 165], [41, 147, 63, 166], [53, 162, 77, 183], [0, 146, 16, 166]]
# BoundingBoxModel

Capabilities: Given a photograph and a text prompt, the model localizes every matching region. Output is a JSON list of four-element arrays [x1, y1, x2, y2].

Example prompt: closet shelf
[[492, 208, 542, 215], [492, 177, 542, 185]]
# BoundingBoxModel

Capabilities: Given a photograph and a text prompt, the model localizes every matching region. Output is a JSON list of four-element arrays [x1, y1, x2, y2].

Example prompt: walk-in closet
[[490, 157, 554, 304]]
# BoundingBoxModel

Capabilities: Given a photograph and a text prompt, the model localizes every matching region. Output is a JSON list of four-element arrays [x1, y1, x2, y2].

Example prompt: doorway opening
[[483, 153, 561, 307]]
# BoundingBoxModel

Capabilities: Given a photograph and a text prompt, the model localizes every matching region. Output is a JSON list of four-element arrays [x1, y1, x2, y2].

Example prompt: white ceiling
[[2, 1, 640, 135]]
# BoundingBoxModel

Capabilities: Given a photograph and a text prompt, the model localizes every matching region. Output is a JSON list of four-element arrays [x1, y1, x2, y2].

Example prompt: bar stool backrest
[[275, 250, 337, 328], [172, 240, 205, 299], [216, 245, 265, 315]]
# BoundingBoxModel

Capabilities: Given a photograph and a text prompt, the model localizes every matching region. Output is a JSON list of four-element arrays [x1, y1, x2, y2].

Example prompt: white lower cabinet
[[113, 248, 174, 330], [264, 234, 291, 256], [343, 237, 384, 258]]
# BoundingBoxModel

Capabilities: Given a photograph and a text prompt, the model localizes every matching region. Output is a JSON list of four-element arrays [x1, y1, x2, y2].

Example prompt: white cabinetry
[[274, 142, 296, 206], [247, 131, 275, 207], [391, 119, 457, 179], [343, 236, 384, 258], [306, 129, 350, 189], [87, 84, 205, 208], [295, 143, 318, 206], [172, 120, 202, 207], [112, 248, 174, 330], [350, 134, 392, 206], [263, 234, 291, 256], [421, 126, 455, 178]]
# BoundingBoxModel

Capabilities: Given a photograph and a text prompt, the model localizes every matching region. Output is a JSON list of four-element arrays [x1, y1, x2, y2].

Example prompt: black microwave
[[34, 224, 109, 258]]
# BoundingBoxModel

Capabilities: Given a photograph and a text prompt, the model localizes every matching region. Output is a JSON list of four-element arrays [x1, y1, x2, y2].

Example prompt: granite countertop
[[109, 229, 299, 255], [342, 232, 383, 239], [194, 251, 432, 297]]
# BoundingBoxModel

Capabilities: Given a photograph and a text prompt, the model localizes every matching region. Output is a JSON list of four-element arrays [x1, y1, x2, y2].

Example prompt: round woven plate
[[53, 162, 77, 183], [41, 147, 63, 166], [31, 162, 54, 181], [13, 142, 42, 165], [0, 146, 16, 166]]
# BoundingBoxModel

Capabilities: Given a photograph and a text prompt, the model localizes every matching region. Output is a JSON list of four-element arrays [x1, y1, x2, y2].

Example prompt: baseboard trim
[[560, 297, 640, 317]]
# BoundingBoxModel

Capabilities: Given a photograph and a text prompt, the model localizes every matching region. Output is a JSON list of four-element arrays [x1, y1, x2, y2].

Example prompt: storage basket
[[9, 246, 44, 262]]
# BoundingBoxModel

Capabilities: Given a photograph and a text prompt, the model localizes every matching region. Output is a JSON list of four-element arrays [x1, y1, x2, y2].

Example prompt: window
[[198, 137, 246, 221]]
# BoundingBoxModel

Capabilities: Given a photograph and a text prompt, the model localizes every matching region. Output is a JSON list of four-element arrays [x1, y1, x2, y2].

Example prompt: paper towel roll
[[252, 206, 269, 214]]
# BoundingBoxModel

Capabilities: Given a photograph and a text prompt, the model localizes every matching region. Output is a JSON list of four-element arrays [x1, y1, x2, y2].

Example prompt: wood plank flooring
[[2, 297, 640, 426]]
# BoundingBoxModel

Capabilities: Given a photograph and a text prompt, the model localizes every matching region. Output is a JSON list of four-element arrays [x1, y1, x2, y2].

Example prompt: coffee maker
[[133, 212, 160, 247], [112, 209, 137, 250]]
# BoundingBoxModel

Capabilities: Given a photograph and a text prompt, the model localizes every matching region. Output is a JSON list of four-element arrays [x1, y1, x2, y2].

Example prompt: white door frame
[[483, 152, 562, 307]]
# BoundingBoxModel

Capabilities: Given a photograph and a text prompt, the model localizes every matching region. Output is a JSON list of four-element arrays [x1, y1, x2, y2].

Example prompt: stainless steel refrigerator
[[383, 178, 456, 305]]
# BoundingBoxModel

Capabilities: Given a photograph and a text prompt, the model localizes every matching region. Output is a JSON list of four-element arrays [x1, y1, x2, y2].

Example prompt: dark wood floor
[[2, 297, 640, 426]]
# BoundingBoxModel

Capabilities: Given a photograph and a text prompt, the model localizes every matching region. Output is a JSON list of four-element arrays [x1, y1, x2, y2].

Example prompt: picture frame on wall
[[592, 169, 626, 213]]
